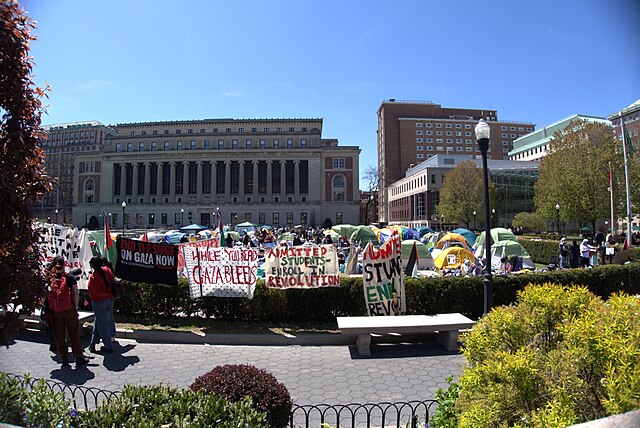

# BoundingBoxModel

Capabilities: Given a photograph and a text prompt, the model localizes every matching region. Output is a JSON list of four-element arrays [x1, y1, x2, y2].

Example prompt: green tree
[[512, 211, 547, 233], [534, 120, 621, 232], [362, 165, 378, 225], [0, 1, 53, 345], [436, 161, 496, 229]]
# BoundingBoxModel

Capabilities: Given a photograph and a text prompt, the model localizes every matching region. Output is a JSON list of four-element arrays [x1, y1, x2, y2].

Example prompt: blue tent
[[413, 226, 434, 237], [452, 228, 476, 247]]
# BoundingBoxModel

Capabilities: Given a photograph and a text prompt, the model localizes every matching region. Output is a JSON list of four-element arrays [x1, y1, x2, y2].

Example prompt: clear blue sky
[[24, 0, 640, 188]]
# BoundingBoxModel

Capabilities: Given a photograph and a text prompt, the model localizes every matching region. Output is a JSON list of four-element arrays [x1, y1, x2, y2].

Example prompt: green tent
[[331, 224, 359, 238], [349, 226, 379, 246], [401, 239, 432, 261], [474, 227, 517, 250]]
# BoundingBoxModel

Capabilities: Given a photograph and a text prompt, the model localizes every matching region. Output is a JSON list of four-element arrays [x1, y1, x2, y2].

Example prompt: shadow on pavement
[[102, 342, 140, 372], [348, 341, 462, 359], [49, 356, 97, 385]]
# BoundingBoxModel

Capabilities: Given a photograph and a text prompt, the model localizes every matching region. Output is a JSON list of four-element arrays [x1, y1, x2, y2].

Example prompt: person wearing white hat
[[558, 237, 569, 269], [579, 239, 597, 268]]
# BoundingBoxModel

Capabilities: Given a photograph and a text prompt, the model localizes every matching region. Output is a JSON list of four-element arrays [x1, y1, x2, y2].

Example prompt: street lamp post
[[181, 208, 184, 226], [55, 209, 59, 224], [473, 210, 477, 231], [492, 208, 496, 227], [121, 201, 127, 235], [99, 214, 103, 228], [555, 203, 560, 235], [475, 119, 493, 316]]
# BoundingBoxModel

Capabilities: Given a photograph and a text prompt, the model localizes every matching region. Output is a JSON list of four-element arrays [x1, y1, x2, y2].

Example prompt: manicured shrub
[[79, 384, 267, 427], [0, 372, 28, 425], [451, 283, 640, 428], [191, 364, 292, 428]]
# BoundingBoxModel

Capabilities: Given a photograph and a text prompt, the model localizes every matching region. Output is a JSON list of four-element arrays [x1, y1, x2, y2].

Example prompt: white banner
[[35, 222, 93, 289], [264, 244, 340, 288], [362, 234, 406, 316], [182, 246, 258, 299]]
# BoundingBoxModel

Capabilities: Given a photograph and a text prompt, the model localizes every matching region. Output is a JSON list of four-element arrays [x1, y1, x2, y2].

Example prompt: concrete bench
[[337, 313, 475, 356], [21, 309, 95, 335]]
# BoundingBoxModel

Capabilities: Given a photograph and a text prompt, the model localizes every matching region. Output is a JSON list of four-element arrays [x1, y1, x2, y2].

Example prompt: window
[[426, 130, 432, 135], [332, 175, 345, 201], [177, 141, 183, 150], [510, 127, 515, 131], [190, 140, 196, 150], [127, 143, 133, 152], [416, 138, 423, 143], [502, 126, 507, 130], [502, 141, 508, 146], [427, 146, 433, 151], [456, 147, 463, 152], [276, 127, 282, 132], [436, 123, 442, 128], [273, 139, 279, 148], [232, 139, 238, 149], [213, 128, 218, 133], [437, 138, 443, 143], [84, 162, 94, 172], [427, 138, 433, 143], [176, 129, 181, 134], [164, 141, 170, 150], [139, 142, 145, 151], [502, 133, 507, 138], [140, 131, 146, 136], [238, 127, 244, 133], [259, 139, 266, 149], [333, 158, 345, 169], [446, 139, 452, 143], [272, 212, 279, 224], [511, 134, 516, 139], [286, 212, 293, 225], [456, 139, 462, 143], [436, 131, 443, 136], [300, 212, 307, 224], [417, 145, 423, 150], [245, 139, 252, 148], [251, 128, 257, 132], [130, 131, 135, 136], [200, 129, 206, 133], [416, 130, 423, 135], [287, 139, 293, 148], [446, 123, 452, 128], [259, 212, 266, 224], [416, 123, 422, 127], [465, 131, 471, 136], [431, 174, 436, 184], [456, 131, 462, 136], [218, 140, 224, 149], [264, 127, 270, 133], [466, 147, 472, 152], [446, 131, 452, 136], [289, 127, 294, 132], [417, 153, 424, 159], [151, 141, 157, 151], [153, 130, 157, 135], [203, 140, 210, 149], [164, 130, 169, 134], [336, 212, 343, 225], [226, 128, 231, 133], [466, 139, 472, 144], [426, 123, 432, 127]]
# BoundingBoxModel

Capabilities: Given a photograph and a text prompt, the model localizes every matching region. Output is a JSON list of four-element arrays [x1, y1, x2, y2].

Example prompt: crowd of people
[[557, 231, 617, 269]]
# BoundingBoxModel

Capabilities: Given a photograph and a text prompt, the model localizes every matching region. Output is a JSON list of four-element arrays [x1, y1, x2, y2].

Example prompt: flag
[[345, 243, 361, 275], [216, 207, 223, 248], [623, 237, 629, 251], [141, 230, 148, 242], [104, 214, 113, 252], [404, 242, 418, 277]]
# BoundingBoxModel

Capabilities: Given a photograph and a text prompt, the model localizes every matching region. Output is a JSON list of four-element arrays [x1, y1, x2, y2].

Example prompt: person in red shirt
[[47, 256, 89, 367], [88, 256, 116, 353]]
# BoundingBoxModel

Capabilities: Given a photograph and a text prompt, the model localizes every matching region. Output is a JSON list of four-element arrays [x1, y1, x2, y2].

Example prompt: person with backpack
[[88, 256, 116, 353], [47, 256, 89, 368]]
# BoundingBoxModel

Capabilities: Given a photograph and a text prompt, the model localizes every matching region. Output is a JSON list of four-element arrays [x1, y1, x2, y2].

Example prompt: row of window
[[417, 130, 473, 136], [115, 138, 308, 152], [510, 144, 549, 160], [415, 122, 533, 133], [128, 126, 311, 136]]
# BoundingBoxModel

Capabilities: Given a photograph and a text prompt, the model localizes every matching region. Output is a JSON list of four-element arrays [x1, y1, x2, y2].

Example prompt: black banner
[[115, 237, 178, 286]]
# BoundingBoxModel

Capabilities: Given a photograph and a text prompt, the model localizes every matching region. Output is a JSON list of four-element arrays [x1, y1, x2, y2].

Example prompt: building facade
[[387, 154, 539, 229], [609, 99, 640, 154], [508, 114, 611, 161], [38, 121, 114, 223], [377, 100, 535, 222], [72, 118, 360, 229]]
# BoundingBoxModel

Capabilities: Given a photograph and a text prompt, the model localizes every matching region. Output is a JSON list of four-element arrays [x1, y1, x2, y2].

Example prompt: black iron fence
[[7, 373, 438, 427], [289, 401, 438, 428]]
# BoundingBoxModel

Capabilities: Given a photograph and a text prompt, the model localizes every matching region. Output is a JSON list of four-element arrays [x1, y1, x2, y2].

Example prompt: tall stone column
[[211, 161, 217, 199], [182, 162, 189, 201], [169, 161, 176, 203], [196, 161, 203, 203], [280, 160, 286, 196], [239, 160, 245, 199], [266, 160, 273, 197], [144, 162, 152, 198], [224, 160, 231, 202], [252, 160, 259, 200], [120, 163, 127, 200], [132, 163, 139, 200], [294, 160, 300, 201]]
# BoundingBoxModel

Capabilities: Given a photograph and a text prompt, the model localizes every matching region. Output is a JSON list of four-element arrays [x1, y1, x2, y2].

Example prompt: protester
[[88, 256, 116, 353], [579, 239, 597, 268], [605, 233, 616, 264], [47, 256, 89, 367], [558, 237, 569, 269], [569, 239, 581, 269]]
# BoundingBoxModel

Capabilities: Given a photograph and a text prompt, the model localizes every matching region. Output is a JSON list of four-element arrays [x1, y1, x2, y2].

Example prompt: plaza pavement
[[0, 328, 465, 406]]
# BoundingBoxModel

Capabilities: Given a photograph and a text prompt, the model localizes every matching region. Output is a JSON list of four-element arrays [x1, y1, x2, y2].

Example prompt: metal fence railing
[[6, 373, 439, 427]]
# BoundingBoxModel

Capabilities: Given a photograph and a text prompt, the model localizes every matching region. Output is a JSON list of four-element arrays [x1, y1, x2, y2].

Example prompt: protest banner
[[362, 234, 406, 316], [115, 237, 178, 285], [177, 237, 219, 278], [264, 244, 340, 289], [182, 246, 258, 299], [35, 222, 93, 289]]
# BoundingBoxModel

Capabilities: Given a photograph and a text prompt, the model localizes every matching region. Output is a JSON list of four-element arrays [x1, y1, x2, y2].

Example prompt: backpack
[[48, 276, 72, 312]]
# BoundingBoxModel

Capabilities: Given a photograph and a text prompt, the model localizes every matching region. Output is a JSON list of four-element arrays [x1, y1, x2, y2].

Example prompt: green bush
[[0, 373, 78, 428], [100, 263, 640, 323], [430, 376, 460, 428], [191, 364, 292, 428], [79, 384, 267, 427], [453, 283, 640, 428]]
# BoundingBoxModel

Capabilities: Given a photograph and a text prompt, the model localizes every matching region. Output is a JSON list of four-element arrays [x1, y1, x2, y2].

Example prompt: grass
[[114, 314, 340, 336]]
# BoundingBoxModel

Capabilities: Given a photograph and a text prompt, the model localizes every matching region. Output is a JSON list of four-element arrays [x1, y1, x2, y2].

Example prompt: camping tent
[[432, 233, 473, 260], [452, 228, 476, 247], [490, 240, 536, 271], [349, 226, 379, 246], [433, 247, 476, 269], [332, 224, 359, 238], [474, 227, 518, 257], [235, 221, 257, 233], [179, 224, 208, 232], [413, 226, 434, 237], [401, 239, 435, 269]]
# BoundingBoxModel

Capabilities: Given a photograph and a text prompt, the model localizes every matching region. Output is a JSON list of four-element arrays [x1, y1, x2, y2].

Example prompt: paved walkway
[[0, 329, 465, 406]]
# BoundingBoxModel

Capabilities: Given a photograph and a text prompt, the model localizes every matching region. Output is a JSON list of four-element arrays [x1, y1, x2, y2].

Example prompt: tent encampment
[[433, 247, 476, 269], [400, 239, 435, 269]]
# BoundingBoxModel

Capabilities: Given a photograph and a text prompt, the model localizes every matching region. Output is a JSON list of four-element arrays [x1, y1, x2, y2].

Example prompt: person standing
[[579, 239, 597, 268], [88, 256, 115, 353], [605, 233, 616, 264], [569, 240, 581, 269], [47, 256, 89, 367], [558, 237, 569, 269]]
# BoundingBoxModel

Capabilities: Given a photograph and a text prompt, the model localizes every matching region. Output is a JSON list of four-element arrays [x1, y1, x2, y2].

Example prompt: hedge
[[519, 238, 640, 264], [79, 263, 640, 323]]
